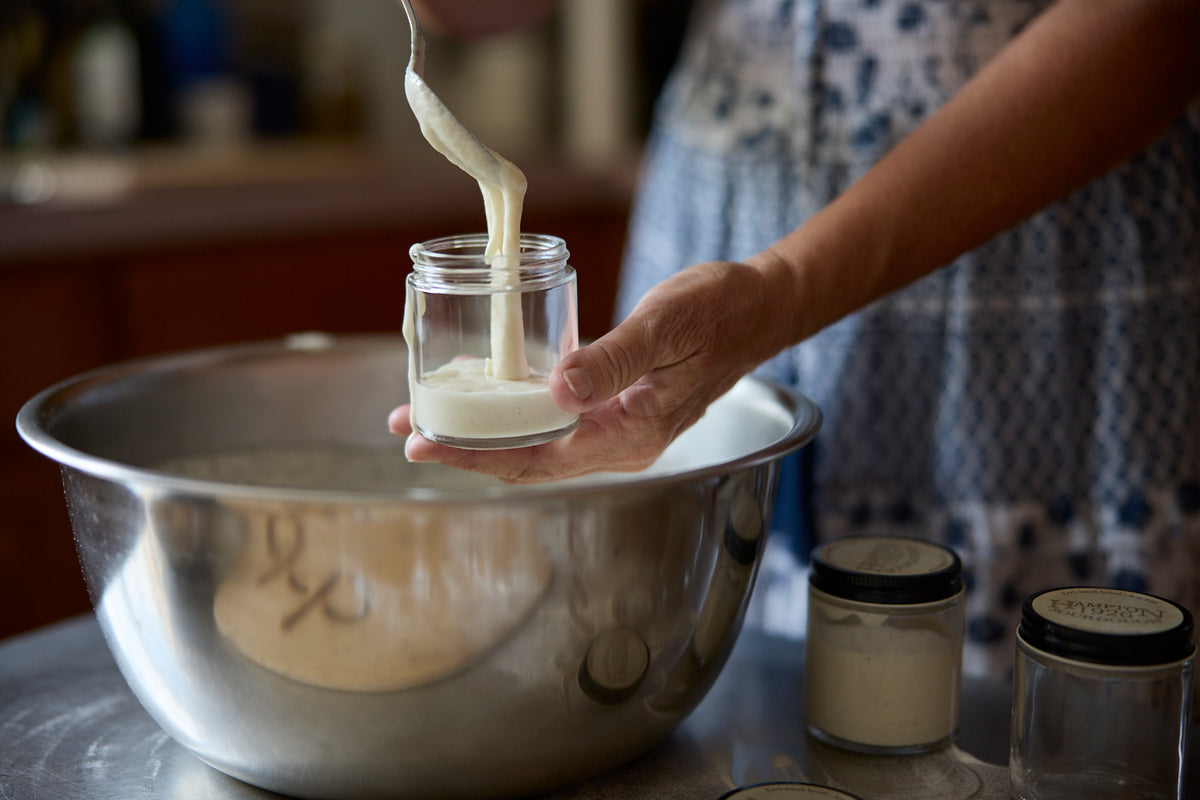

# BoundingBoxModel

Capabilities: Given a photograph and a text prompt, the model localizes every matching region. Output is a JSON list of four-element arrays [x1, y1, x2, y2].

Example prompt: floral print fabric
[[618, 0, 1200, 677]]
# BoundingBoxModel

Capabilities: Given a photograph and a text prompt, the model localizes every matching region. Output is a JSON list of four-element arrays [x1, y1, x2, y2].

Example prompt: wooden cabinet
[[0, 148, 632, 639], [0, 263, 118, 637]]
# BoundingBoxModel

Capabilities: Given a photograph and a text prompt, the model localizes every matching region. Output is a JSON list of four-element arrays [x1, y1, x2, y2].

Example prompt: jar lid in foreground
[[718, 782, 862, 800], [809, 535, 962, 605], [1020, 586, 1196, 666]]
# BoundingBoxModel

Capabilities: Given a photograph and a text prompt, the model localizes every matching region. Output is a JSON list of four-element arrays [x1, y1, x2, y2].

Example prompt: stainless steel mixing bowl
[[16, 335, 821, 800]]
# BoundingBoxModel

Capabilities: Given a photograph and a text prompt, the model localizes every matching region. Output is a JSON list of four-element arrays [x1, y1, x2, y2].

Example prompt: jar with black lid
[[1010, 586, 1195, 800], [805, 535, 965, 754]]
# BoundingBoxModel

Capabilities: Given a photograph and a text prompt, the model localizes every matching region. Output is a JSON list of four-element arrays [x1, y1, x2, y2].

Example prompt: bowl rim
[[15, 334, 822, 504]]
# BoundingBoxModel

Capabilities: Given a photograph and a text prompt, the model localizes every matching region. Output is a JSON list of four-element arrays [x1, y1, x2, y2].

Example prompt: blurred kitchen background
[[0, 0, 693, 640]]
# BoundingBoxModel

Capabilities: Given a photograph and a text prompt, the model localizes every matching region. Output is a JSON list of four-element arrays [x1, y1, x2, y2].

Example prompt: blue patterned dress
[[617, 0, 1200, 677]]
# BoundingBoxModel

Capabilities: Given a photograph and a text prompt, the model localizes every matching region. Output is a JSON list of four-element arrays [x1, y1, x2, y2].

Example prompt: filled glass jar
[[404, 233, 579, 449], [805, 535, 965, 755]]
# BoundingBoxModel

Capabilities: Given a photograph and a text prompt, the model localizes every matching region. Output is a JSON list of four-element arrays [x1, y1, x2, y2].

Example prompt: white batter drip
[[401, 19, 572, 443], [404, 64, 528, 381]]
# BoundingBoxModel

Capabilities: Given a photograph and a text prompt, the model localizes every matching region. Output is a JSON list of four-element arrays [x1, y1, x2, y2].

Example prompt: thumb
[[549, 319, 657, 414]]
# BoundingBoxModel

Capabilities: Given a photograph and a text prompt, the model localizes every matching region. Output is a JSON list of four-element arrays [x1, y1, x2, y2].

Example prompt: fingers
[[549, 316, 658, 414], [547, 267, 724, 415], [387, 405, 413, 435], [402, 397, 668, 483], [387, 260, 780, 482]]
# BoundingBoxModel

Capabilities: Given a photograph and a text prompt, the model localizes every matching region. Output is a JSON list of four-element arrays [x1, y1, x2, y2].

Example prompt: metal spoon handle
[[398, 0, 426, 75]]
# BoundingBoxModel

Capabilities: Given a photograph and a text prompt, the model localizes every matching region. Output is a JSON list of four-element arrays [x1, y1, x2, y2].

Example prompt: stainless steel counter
[[0, 616, 1190, 799]]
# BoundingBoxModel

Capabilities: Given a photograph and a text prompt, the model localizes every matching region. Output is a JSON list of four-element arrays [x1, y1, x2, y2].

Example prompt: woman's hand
[[388, 256, 802, 483]]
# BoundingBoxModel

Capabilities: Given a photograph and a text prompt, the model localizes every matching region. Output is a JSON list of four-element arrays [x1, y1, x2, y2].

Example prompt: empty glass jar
[[1010, 586, 1195, 800], [805, 535, 965, 754], [403, 233, 579, 449]]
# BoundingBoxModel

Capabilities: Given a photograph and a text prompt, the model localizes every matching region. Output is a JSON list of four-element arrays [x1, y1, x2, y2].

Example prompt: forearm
[[753, 0, 1200, 345], [410, 0, 561, 37]]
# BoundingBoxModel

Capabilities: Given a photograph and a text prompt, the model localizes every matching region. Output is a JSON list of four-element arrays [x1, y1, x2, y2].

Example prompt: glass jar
[[805, 535, 964, 755], [1010, 586, 1195, 800], [403, 233, 579, 449]]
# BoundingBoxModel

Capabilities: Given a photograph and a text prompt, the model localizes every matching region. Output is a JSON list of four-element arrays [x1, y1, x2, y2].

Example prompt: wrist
[[740, 248, 814, 358]]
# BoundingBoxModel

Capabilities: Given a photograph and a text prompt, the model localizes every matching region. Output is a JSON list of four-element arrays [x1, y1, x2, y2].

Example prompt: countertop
[[0, 143, 639, 266], [0, 615, 1034, 800]]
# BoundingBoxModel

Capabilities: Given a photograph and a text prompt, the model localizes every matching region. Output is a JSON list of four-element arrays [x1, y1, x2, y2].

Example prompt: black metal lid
[[809, 535, 962, 605], [1019, 586, 1196, 666]]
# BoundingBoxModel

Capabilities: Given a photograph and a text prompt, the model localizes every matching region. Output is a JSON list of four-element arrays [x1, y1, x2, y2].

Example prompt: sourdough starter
[[402, 42, 572, 443], [805, 536, 965, 753]]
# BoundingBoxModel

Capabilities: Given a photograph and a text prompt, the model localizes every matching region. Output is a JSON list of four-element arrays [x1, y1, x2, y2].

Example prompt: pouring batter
[[400, 0, 574, 444]]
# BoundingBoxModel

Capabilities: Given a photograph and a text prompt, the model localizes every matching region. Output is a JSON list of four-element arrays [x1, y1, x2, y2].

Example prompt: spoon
[[398, 0, 425, 75], [396, 0, 527, 208]]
